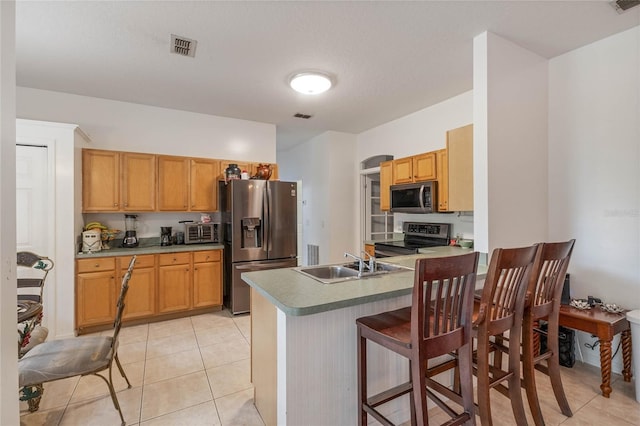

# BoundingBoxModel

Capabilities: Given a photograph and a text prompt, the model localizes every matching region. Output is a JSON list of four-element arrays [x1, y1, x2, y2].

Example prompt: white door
[[16, 144, 49, 271]]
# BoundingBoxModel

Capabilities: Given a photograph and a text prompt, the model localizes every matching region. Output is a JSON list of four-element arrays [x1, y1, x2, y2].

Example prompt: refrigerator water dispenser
[[241, 217, 262, 248]]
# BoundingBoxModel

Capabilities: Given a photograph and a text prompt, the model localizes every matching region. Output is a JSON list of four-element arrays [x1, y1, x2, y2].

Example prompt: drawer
[[158, 252, 191, 266], [77, 257, 116, 273], [193, 250, 221, 263], [118, 254, 154, 269]]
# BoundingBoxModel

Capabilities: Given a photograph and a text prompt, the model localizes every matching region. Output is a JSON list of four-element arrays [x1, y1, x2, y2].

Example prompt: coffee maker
[[160, 226, 172, 246], [122, 214, 139, 248]]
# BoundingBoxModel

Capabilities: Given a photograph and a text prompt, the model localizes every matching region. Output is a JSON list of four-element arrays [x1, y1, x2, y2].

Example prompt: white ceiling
[[16, 1, 640, 151]]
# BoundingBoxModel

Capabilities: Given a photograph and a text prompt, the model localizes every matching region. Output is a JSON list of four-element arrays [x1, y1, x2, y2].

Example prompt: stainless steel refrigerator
[[219, 180, 298, 314]]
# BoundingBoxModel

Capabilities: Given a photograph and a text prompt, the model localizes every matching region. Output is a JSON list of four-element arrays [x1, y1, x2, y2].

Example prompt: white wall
[[473, 32, 549, 253], [0, 2, 18, 424], [549, 26, 640, 308], [278, 131, 357, 264], [17, 120, 89, 340], [17, 87, 276, 162], [356, 91, 475, 243]]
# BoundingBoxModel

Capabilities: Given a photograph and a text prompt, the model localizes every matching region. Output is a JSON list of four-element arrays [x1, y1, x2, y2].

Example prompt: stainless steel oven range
[[374, 222, 451, 258]]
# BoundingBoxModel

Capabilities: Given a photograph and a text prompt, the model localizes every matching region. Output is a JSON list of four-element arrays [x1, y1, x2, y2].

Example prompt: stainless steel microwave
[[390, 182, 437, 213]]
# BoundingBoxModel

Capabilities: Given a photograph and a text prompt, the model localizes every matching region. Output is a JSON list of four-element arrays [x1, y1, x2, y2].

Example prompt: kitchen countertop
[[241, 246, 486, 316], [76, 242, 223, 258]]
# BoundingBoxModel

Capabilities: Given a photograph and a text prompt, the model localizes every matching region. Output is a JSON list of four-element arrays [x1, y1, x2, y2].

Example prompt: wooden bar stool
[[521, 239, 575, 425], [472, 245, 538, 426], [356, 252, 479, 426]]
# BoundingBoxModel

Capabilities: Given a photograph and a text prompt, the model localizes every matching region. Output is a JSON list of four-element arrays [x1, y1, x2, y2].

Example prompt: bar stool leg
[[358, 328, 367, 426]]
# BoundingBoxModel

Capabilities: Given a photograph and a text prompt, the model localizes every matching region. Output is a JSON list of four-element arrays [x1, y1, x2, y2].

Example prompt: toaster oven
[[184, 223, 219, 244]]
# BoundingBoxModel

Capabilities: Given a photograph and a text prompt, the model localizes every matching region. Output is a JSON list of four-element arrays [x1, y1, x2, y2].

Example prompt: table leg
[[622, 329, 632, 382], [599, 339, 612, 398]]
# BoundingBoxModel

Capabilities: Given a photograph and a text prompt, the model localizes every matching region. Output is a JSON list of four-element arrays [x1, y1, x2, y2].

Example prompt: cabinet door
[[193, 260, 222, 308], [190, 158, 220, 212], [413, 152, 437, 182], [447, 124, 474, 211], [82, 149, 120, 212], [380, 160, 393, 211], [77, 270, 117, 328], [363, 244, 376, 258], [158, 156, 190, 211], [158, 264, 191, 313], [118, 255, 156, 320], [122, 152, 156, 211], [436, 149, 449, 212], [392, 157, 414, 184]]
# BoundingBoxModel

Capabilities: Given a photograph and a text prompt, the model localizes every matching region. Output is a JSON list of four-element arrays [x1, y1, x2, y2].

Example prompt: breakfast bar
[[242, 247, 485, 426]]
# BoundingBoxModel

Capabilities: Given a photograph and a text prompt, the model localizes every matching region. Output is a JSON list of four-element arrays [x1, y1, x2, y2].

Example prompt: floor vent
[[171, 34, 197, 57], [307, 244, 320, 265]]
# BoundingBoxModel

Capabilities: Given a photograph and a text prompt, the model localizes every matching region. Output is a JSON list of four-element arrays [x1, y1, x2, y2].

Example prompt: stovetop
[[375, 222, 451, 250]]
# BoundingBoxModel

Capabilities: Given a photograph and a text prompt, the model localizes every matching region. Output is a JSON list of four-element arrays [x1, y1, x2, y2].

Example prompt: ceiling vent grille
[[293, 113, 313, 119], [171, 34, 197, 57], [610, 0, 640, 13]]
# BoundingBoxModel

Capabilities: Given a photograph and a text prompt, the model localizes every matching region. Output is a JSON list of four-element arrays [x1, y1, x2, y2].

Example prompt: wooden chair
[[472, 245, 538, 426], [356, 252, 479, 426], [18, 256, 136, 425], [521, 239, 575, 425]]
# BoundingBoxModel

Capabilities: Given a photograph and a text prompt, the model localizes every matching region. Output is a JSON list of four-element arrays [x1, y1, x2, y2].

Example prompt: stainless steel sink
[[295, 262, 413, 284]]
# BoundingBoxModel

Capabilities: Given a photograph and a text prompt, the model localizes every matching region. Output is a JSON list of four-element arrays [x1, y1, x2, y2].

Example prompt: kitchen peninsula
[[242, 246, 486, 426]]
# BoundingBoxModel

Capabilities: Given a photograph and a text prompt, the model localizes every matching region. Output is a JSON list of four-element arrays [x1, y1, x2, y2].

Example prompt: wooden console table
[[558, 304, 632, 397]]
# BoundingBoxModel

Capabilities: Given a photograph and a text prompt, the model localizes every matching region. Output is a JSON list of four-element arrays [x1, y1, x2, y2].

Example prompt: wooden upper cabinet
[[380, 160, 393, 212], [392, 153, 437, 184], [392, 157, 414, 184], [82, 149, 120, 212], [157, 155, 190, 211], [447, 124, 474, 211], [436, 149, 449, 212], [413, 152, 437, 181], [122, 152, 156, 211], [190, 158, 220, 212]]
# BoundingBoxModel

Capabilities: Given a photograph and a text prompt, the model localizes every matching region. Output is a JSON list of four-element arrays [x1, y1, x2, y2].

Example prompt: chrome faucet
[[344, 252, 365, 277], [361, 251, 377, 273]]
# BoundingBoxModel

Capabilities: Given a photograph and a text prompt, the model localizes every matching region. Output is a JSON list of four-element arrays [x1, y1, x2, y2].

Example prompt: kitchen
[[3, 1, 640, 425]]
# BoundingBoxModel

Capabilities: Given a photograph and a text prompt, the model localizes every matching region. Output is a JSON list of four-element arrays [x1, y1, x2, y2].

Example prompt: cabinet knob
[[113, 203, 118, 206], [95, 263, 100, 268], [124, 202, 128, 207]]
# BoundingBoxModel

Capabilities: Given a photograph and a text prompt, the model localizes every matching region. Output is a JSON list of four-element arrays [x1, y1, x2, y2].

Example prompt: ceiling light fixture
[[289, 71, 333, 95]]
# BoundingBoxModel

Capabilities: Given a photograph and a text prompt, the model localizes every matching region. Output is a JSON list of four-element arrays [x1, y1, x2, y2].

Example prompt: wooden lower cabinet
[[76, 249, 223, 333], [364, 244, 375, 258], [157, 253, 192, 313], [193, 250, 222, 308], [118, 254, 156, 320], [76, 258, 117, 329]]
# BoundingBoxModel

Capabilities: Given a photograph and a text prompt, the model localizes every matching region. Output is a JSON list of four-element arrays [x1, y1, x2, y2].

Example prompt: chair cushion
[[18, 336, 114, 387]]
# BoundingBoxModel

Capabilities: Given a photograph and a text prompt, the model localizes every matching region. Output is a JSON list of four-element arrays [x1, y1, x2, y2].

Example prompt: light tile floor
[[19, 309, 640, 425]]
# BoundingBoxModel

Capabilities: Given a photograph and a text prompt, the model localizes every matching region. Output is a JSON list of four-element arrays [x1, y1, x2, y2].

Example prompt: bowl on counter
[[458, 239, 473, 249]]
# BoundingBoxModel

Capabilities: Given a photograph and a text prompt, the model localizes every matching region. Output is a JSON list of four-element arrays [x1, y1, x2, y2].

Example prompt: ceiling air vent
[[171, 34, 197, 57], [293, 113, 313, 119], [610, 0, 640, 13]]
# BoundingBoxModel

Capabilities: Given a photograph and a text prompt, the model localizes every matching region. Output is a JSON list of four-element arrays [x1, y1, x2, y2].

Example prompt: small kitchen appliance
[[160, 226, 172, 246], [374, 222, 451, 257], [122, 214, 139, 248], [82, 229, 102, 253], [183, 222, 219, 244]]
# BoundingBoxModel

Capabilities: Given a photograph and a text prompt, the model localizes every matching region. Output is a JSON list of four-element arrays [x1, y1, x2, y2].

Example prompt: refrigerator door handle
[[264, 183, 271, 254]]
